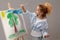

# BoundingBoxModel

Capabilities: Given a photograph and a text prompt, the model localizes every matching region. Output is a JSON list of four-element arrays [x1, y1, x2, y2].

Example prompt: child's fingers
[[20, 3, 25, 8], [20, 3, 26, 12], [44, 34, 50, 38]]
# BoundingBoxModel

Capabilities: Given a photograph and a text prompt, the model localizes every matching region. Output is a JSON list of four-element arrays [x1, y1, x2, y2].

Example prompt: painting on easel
[[0, 10, 27, 40]]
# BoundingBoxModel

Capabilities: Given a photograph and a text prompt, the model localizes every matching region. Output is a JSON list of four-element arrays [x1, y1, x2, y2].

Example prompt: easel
[[8, 2, 25, 40], [14, 35, 24, 40]]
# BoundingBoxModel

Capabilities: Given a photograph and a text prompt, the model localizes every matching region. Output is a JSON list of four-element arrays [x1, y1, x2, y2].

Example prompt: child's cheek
[[36, 11, 39, 14]]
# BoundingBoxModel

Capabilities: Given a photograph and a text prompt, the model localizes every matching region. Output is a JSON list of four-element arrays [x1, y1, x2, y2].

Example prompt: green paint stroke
[[8, 34, 17, 39], [7, 12, 18, 27], [8, 29, 26, 39], [19, 28, 26, 33]]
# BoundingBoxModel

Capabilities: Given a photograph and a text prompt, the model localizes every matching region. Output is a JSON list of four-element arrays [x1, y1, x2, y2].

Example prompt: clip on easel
[[8, 2, 25, 40]]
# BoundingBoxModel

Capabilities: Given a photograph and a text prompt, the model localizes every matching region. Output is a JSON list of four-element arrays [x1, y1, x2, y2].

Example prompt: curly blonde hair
[[38, 2, 52, 18], [44, 2, 52, 14]]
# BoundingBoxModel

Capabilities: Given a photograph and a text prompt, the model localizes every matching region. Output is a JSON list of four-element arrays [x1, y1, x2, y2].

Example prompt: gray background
[[0, 0, 60, 40]]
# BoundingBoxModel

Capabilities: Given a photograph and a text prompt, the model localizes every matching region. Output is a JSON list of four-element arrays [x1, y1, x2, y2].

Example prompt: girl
[[20, 2, 52, 40]]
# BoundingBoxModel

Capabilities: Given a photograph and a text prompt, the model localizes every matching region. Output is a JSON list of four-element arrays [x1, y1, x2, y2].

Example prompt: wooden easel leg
[[16, 38, 19, 40], [14, 38, 19, 40], [14, 36, 24, 40], [14, 38, 16, 40], [22, 35, 24, 40]]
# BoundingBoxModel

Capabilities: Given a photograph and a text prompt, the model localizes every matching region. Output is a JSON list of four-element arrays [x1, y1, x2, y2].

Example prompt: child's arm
[[41, 28, 49, 38], [36, 21, 49, 38], [20, 4, 26, 13], [20, 4, 32, 14], [40, 21, 49, 38]]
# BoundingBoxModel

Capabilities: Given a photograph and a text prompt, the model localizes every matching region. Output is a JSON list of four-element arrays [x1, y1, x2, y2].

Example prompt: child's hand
[[20, 3, 26, 12], [44, 34, 50, 38], [20, 3, 25, 8]]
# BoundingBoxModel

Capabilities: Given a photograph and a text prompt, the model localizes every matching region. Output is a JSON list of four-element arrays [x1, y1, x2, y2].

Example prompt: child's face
[[36, 6, 42, 15]]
